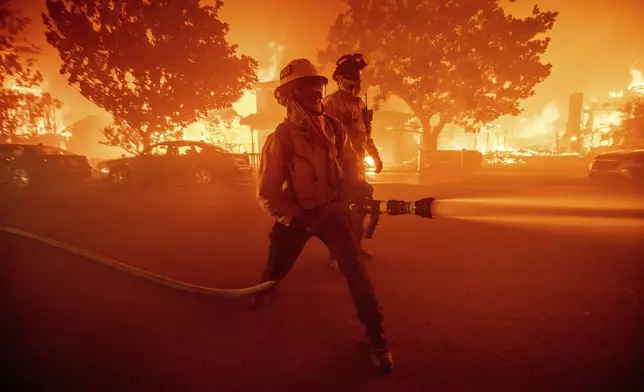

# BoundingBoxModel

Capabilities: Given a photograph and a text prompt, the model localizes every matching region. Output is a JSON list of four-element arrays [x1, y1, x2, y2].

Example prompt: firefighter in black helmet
[[324, 53, 383, 268]]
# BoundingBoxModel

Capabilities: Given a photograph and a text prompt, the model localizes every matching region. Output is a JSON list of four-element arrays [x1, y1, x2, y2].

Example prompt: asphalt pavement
[[1, 172, 643, 391]]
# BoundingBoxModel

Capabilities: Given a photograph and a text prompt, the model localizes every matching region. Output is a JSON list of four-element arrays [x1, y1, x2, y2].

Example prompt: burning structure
[[0, 81, 67, 146], [566, 66, 644, 154], [182, 42, 286, 154], [238, 79, 283, 154]]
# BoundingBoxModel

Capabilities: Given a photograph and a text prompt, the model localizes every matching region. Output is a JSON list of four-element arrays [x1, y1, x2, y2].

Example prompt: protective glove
[[372, 154, 383, 173]]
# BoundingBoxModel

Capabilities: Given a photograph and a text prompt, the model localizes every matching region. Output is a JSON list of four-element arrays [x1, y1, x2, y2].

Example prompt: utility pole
[[554, 127, 559, 154]]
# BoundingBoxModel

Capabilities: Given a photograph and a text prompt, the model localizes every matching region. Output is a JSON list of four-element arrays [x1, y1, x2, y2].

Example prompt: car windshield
[[31, 145, 75, 155], [200, 143, 230, 153]]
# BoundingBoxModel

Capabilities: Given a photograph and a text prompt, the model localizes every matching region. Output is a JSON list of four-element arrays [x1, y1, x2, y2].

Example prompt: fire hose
[[0, 225, 277, 298], [0, 198, 436, 298]]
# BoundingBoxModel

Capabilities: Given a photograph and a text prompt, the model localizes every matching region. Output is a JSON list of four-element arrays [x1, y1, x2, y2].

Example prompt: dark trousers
[[351, 210, 367, 245], [262, 211, 384, 336], [328, 188, 371, 261]]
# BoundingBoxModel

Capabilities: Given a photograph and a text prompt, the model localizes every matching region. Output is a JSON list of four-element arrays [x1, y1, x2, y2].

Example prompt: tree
[[319, 0, 557, 152], [101, 116, 168, 155], [40, 93, 64, 135], [0, 0, 42, 88], [617, 97, 644, 149], [0, 89, 64, 141], [0, 89, 24, 141], [1, 0, 45, 141], [0, 88, 64, 142], [202, 107, 239, 151], [43, 0, 258, 154]]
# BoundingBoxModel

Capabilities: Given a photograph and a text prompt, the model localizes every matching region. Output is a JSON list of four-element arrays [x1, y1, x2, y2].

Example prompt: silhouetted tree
[[43, 0, 258, 154], [0, 0, 45, 141], [0, 0, 41, 87], [0, 89, 63, 141], [0, 89, 24, 141], [202, 107, 238, 150], [40, 93, 64, 135], [319, 0, 557, 152]]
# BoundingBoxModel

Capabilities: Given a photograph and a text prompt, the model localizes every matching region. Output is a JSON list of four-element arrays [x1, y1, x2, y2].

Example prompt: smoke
[[514, 102, 560, 142], [628, 64, 644, 93], [232, 41, 285, 118], [257, 41, 285, 82]]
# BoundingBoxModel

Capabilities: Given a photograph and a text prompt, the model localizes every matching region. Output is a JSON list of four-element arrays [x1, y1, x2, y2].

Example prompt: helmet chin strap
[[307, 103, 324, 116], [291, 89, 324, 116], [287, 98, 324, 117]]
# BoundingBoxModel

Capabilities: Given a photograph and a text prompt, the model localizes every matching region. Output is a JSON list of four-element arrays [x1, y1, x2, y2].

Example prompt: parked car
[[588, 149, 644, 182], [0, 143, 93, 189], [97, 140, 253, 187]]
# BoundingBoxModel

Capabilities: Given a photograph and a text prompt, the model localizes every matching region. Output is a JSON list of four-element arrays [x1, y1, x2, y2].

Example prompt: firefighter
[[323, 53, 383, 267], [252, 58, 394, 373]]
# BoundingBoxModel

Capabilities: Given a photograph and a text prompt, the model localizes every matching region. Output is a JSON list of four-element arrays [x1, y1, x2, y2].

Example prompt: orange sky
[[11, 0, 644, 126]]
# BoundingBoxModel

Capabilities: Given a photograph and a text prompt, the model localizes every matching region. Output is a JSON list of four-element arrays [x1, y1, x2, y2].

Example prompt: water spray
[[427, 197, 644, 220]]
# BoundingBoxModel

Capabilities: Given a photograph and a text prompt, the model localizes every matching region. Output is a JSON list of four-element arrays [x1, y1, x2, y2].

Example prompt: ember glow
[[628, 66, 644, 93], [515, 102, 560, 146], [2, 80, 68, 140], [581, 65, 644, 149], [465, 63, 644, 162], [257, 41, 286, 83], [364, 155, 376, 172], [8, 83, 42, 96], [608, 91, 624, 98], [183, 41, 285, 153]]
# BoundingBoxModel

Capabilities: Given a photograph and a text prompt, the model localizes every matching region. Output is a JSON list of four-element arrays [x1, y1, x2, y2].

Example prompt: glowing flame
[[514, 102, 560, 143], [608, 90, 624, 98], [183, 42, 286, 153], [495, 144, 515, 152], [232, 91, 257, 118], [2, 80, 67, 140], [592, 111, 623, 133], [628, 66, 644, 94], [4, 78, 44, 96], [258, 41, 285, 82], [232, 42, 284, 118], [9, 84, 43, 96], [364, 155, 375, 170]]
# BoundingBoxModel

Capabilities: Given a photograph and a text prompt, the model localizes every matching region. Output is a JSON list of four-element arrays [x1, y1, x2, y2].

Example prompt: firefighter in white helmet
[[252, 58, 393, 373], [324, 53, 383, 267]]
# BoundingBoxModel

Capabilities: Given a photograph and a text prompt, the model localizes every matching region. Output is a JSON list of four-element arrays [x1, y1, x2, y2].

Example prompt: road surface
[[1, 173, 643, 391]]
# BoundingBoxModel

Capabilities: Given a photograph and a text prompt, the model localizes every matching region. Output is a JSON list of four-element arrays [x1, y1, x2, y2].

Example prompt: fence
[[418, 150, 484, 171], [243, 150, 484, 172], [246, 153, 261, 169]]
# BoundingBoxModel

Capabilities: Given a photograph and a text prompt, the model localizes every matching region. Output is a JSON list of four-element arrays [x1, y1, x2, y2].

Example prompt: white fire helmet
[[274, 59, 328, 105]]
